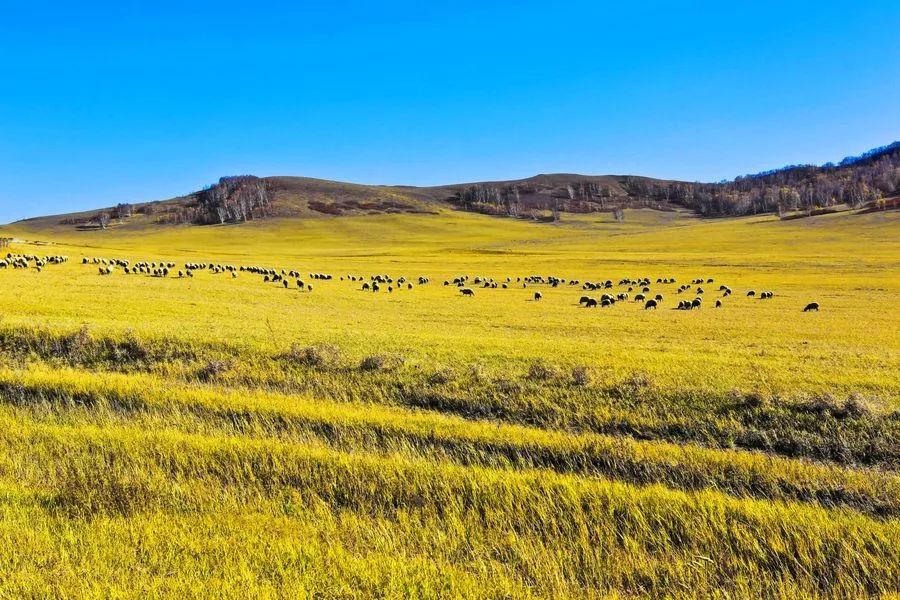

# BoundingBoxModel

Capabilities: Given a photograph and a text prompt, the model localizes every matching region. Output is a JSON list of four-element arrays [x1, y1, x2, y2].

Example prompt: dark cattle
[[634, 294, 645, 302], [644, 299, 657, 310], [461, 288, 475, 297], [691, 298, 702, 309], [534, 292, 542, 301], [585, 298, 598, 308], [747, 290, 755, 297], [655, 294, 663, 301], [803, 302, 819, 312], [715, 300, 722, 308]]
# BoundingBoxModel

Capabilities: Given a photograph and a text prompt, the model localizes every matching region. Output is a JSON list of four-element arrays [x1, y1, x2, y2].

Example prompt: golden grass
[[0, 207, 898, 597]]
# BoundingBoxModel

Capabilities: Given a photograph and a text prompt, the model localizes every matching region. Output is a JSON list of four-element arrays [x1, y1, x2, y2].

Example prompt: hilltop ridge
[[7, 141, 899, 230]]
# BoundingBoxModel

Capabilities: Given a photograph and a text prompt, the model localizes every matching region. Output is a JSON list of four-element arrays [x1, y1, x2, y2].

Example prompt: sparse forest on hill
[[46, 142, 900, 232]]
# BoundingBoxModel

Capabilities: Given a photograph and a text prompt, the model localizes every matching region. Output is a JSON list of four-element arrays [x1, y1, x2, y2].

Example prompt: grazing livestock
[[747, 290, 755, 297], [692, 298, 702, 309], [803, 302, 819, 312], [534, 292, 542, 301], [715, 300, 722, 308], [585, 298, 598, 308], [461, 288, 475, 297], [644, 299, 657, 310]]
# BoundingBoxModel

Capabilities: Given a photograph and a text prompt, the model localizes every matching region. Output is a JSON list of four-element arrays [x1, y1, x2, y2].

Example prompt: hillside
[[0, 203, 898, 597], [6, 141, 899, 233]]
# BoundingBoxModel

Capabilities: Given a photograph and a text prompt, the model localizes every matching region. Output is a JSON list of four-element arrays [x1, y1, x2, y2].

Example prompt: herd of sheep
[[2, 253, 820, 312]]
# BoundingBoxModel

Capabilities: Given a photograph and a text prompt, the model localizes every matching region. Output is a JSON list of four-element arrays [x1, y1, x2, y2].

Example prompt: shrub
[[841, 394, 875, 419], [611, 370, 656, 399], [428, 367, 456, 385], [739, 389, 772, 410], [360, 354, 405, 372], [113, 330, 151, 364], [197, 359, 232, 382], [571, 365, 592, 386], [495, 378, 523, 395], [527, 361, 559, 382], [467, 363, 487, 383], [283, 343, 342, 369]]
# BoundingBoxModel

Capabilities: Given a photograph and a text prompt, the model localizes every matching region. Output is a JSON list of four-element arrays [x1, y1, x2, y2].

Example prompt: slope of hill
[[5, 141, 899, 232], [0, 204, 898, 597]]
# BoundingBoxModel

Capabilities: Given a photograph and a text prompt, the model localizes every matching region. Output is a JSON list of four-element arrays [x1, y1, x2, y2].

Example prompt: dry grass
[[0, 207, 898, 597]]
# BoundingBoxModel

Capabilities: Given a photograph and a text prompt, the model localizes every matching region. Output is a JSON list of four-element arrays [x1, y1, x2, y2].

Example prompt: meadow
[[0, 206, 898, 598]]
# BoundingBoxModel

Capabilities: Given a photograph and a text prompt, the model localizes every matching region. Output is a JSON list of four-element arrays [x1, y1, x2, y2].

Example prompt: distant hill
[[8, 142, 899, 230]]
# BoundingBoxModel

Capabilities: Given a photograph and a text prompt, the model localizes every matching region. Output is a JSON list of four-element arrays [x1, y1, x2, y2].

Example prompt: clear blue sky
[[1, 1, 898, 223]]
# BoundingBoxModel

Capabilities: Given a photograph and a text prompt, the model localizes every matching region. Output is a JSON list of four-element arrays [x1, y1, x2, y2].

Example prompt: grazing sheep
[[461, 288, 475, 297], [803, 302, 819, 312], [644, 299, 657, 310]]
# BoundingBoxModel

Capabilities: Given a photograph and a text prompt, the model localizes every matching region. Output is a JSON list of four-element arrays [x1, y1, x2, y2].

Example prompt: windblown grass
[[0, 207, 897, 597]]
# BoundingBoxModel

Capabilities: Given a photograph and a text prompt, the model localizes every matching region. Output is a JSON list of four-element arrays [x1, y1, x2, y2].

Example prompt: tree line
[[157, 176, 272, 225], [451, 142, 900, 218]]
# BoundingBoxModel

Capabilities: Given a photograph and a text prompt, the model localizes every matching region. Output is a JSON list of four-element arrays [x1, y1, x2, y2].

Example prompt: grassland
[[0, 206, 898, 598]]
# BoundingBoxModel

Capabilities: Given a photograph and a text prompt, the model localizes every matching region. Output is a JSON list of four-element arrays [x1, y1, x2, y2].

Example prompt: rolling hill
[[5, 141, 899, 233]]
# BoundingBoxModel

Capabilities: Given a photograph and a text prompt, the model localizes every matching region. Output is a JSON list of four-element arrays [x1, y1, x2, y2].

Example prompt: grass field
[[0, 207, 898, 598]]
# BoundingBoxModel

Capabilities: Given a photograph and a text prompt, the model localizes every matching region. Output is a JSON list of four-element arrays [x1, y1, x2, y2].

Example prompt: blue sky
[[0, 1, 897, 223]]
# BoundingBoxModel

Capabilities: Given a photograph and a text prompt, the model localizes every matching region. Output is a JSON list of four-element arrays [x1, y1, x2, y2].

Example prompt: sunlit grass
[[0, 207, 897, 597]]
